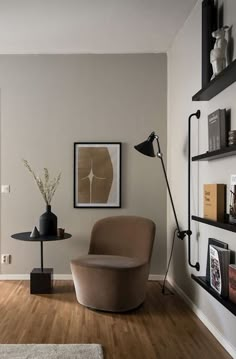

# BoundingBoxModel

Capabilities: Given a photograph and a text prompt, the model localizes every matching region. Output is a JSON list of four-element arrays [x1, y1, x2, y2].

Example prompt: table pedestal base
[[30, 268, 53, 294]]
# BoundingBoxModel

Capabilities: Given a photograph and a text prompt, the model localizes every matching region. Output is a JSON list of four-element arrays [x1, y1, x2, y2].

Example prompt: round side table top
[[11, 232, 72, 242]]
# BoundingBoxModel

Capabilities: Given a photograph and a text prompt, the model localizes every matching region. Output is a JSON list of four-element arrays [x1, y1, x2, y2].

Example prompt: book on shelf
[[203, 184, 226, 221], [229, 264, 236, 304], [206, 238, 228, 284], [208, 109, 227, 151], [210, 244, 230, 297]]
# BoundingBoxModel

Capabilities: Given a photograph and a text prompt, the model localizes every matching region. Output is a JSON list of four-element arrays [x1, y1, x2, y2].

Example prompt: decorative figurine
[[210, 26, 229, 79], [30, 226, 40, 238]]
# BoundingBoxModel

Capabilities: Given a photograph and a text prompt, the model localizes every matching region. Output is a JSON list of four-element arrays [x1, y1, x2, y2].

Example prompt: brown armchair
[[70, 216, 156, 312]]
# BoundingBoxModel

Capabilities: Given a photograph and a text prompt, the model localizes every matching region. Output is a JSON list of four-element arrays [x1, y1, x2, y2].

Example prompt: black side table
[[11, 232, 71, 294]]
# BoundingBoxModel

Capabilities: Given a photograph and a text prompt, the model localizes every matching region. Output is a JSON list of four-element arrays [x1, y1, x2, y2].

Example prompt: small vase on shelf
[[39, 205, 57, 236]]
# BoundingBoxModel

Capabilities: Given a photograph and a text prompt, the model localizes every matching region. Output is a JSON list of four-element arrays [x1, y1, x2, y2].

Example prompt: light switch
[[1, 185, 10, 194]]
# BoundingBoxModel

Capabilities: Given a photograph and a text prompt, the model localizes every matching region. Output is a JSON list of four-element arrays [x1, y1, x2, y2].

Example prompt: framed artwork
[[74, 142, 121, 208]]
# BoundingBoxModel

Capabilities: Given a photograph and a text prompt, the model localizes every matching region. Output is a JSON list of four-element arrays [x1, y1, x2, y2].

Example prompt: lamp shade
[[134, 132, 156, 157]]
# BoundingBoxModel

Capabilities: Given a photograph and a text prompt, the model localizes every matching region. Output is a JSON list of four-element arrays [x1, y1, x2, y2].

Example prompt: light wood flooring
[[0, 280, 232, 359]]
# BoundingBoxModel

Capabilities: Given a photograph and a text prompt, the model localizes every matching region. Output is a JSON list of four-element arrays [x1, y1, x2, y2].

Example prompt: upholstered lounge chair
[[70, 216, 156, 312]]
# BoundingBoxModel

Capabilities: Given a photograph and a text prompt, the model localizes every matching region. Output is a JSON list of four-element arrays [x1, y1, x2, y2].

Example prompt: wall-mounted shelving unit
[[191, 275, 236, 316], [191, 54, 236, 312], [192, 145, 236, 161], [192, 59, 236, 101]]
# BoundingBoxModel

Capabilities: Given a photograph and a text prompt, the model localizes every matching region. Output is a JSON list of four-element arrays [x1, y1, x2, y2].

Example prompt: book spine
[[208, 110, 221, 151], [208, 114, 213, 151], [220, 251, 230, 297], [229, 265, 236, 304], [220, 109, 227, 148], [216, 110, 221, 150]]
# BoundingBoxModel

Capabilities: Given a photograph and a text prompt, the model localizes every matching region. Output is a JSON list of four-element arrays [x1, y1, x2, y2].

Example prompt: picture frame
[[74, 142, 121, 208]]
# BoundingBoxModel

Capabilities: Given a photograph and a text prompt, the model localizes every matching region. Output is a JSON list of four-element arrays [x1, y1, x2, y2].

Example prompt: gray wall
[[168, 0, 236, 355], [0, 54, 167, 275]]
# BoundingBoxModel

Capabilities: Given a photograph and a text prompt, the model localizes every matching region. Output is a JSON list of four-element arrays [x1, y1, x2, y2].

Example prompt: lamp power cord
[[161, 228, 178, 295]]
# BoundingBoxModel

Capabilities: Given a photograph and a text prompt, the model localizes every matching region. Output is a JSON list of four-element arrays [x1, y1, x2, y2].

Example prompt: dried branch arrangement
[[23, 159, 61, 205]]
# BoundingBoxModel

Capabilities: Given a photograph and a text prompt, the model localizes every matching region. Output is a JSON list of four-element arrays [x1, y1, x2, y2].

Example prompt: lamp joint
[[177, 231, 186, 240], [177, 229, 192, 240]]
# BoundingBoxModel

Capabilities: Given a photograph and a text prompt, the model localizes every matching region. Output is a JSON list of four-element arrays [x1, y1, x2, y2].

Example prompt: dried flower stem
[[23, 159, 61, 205]]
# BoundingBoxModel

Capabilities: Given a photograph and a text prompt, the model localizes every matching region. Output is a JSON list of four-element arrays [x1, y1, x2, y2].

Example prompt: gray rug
[[0, 344, 103, 359]]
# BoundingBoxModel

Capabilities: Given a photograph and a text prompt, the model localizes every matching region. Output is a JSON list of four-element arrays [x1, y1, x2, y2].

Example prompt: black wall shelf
[[192, 215, 236, 233], [192, 59, 236, 101], [191, 275, 236, 316], [192, 145, 236, 161]]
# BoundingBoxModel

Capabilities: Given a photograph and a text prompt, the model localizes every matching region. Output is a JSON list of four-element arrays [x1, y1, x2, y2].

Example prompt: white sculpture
[[210, 26, 229, 79]]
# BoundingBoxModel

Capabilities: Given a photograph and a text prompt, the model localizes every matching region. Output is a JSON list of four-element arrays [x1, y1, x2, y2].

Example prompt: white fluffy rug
[[0, 344, 103, 358]]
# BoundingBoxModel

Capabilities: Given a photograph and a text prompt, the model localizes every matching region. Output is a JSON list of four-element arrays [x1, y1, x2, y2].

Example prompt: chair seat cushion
[[71, 255, 146, 270]]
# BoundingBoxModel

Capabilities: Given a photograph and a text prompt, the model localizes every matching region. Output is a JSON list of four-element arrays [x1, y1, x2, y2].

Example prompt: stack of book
[[208, 109, 227, 151]]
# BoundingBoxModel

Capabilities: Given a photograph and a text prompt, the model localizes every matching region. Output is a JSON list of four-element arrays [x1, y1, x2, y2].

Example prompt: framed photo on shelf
[[74, 142, 121, 208]]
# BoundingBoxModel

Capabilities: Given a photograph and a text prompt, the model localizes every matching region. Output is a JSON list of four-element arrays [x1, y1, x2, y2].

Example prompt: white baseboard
[[148, 274, 164, 281], [168, 277, 236, 359], [0, 274, 30, 280], [0, 273, 163, 281], [54, 274, 73, 280]]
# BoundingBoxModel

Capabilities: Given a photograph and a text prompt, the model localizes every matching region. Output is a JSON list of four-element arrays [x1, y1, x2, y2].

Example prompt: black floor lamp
[[134, 110, 201, 271]]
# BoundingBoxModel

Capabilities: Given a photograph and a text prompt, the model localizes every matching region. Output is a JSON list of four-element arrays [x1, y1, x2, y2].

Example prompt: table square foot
[[30, 268, 53, 294]]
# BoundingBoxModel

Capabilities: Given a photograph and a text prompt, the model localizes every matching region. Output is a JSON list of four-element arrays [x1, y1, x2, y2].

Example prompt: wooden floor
[[0, 280, 231, 359]]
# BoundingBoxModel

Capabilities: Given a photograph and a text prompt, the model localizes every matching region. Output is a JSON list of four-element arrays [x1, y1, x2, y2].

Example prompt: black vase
[[39, 205, 57, 236]]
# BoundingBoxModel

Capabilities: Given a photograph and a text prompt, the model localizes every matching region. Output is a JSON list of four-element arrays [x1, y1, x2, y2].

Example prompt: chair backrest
[[89, 216, 156, 263]]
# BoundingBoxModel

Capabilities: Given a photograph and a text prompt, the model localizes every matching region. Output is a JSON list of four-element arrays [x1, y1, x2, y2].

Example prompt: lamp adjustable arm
[[154, 135, 187, 240]]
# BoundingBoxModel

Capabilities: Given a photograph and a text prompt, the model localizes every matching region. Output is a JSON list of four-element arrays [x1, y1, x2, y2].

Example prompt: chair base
[[71, 255, 149, 313], [81, 301, 145, 313]]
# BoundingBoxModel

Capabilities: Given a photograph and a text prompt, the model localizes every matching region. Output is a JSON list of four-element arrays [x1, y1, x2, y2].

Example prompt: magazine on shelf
[[206, 238, 228, 284], [210, 245, 230, 297]]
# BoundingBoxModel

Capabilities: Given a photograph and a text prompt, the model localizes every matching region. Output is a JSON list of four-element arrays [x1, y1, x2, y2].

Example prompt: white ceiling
[[0, 0, 198, 54]]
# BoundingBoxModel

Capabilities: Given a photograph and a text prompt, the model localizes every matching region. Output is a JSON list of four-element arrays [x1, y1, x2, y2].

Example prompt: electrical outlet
[[1, 254, 10, 264], [1, 185, 10, 193]]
